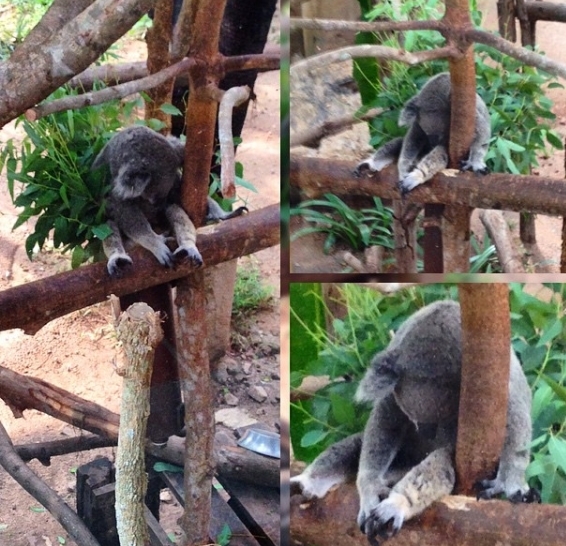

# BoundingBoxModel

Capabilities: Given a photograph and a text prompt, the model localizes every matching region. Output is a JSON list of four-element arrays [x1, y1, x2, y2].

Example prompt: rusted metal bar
[[455, 285, 510, 494], [422, 204, 444, 273], [290, 156, 566, 216], [0, 204, 279, 334], [290, 483, 566, 546], [442, 204, 472, 272], [392, 201, 417, 273], [497, 0, 517, 41]]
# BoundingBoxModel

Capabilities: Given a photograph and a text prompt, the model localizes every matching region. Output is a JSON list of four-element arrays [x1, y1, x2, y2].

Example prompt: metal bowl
[[237, 428, 280, 459]]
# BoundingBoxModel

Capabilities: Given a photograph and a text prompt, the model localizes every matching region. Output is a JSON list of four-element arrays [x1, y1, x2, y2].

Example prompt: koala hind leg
[[290, 433, 362, 499], [165, 203, 203, 267], [354, 137, 404, 177], [206, 197, 248, 223], [363, 447, 455, 541], [103, 220, 133, 276]]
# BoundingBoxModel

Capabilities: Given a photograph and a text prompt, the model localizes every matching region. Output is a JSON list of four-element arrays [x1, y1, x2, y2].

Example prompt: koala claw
[[460, 159, 489, 175], [361, 494, 407, 542], [354, 161, 375, 178], [107, 253, 133, 277], [476, 480, 540, 503], [398, 172, 423, 195], [174, 246, 203, 268]]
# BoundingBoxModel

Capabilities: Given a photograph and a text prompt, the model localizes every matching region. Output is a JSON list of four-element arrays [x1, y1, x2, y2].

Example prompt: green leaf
[[91, 223, 113, 240], [153, 461, 183, 473], [159, 103, 183, 116], [543, 376, 566, 404], [547, 436, 566, 474], [300, 428, 328, 448], [29, 506, 46, 513], [330, 394, 355, 425], [71, 245, 86, 269], [217, 523, 232, 546]]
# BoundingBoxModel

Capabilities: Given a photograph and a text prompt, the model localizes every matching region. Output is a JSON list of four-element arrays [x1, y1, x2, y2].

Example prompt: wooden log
[[0, 363, 279, 487], [0, 203, 279, 334], [115, 303, 163, 546], [290, 483, 566, 546], [290, 157, 566, 216], [526, 1, 566, 23]]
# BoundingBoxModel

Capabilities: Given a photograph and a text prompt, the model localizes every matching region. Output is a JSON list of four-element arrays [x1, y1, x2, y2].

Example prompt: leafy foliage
[[0, 86, 141, 268], [291, 195, 394, 254], [290, 283, 566, 506]]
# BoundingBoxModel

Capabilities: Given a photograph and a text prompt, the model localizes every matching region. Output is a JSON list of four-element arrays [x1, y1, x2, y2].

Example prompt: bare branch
[[469, 28, 566, 79], [170, 0, 193, 61], [218, 85, 251, 198], [69, 62, 147, 90], [26, 57, 195, 121], [291, 45, 457, 71], [0, 421, 102, 546], [290, 17, 444, 33], [291, 107, 383, 148]]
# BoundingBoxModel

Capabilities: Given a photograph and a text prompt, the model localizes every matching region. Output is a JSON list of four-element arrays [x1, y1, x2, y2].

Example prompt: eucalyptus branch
[[291, 45, 457, 71], [290, 16, 444, 34]]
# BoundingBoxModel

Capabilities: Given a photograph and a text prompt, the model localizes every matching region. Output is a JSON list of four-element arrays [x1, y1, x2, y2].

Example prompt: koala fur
[[290, 300, 535, 543], [354, 73, 491, 195], [93, 125, 247, 276]]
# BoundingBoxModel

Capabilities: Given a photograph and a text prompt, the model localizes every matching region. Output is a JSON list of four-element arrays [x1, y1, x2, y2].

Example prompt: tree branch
[[0, 0, 159, 127], [26, 57, 195, 121], [291, 45, 457, 72], [290, 107, 383, 148], [218, 85, 251, 197], [0, 420, 102, 546], [289, 17, 444, 33]]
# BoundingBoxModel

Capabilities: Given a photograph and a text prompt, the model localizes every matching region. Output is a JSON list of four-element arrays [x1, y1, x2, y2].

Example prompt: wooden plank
[[219, 477, 280, 546], [161, 471, 259, 546]]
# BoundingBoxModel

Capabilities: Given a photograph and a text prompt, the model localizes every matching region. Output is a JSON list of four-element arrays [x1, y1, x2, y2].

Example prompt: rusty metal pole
[[440, 0, 477, 272], [455, 284, 510, 494]]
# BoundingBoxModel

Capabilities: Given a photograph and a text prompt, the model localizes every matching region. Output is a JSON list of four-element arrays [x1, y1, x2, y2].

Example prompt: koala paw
[[460, 159, 489, 175], [107, 252, 133, 277], [174, 245, 203, 268], [360, 493, 409, 542], [354, 161, 376, 178], [398, 170, 425, 195], [476, 479, 540, 503], [150, 245, 173, 269], [290, 472, 342, 499]]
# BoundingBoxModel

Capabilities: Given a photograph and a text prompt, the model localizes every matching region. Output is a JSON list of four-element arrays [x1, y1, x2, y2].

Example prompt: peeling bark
[[114, 303, 163, 546], [0, 0, 159, 128]]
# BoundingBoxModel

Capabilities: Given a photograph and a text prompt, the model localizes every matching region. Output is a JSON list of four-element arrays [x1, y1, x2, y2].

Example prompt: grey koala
[[354, 72, 491, 195], [291, 300, 536, 544], [93, 125, 247, 276]]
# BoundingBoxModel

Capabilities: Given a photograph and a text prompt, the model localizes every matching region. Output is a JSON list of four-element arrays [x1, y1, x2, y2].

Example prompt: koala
[[354, 72, 491, 195], [291, 300, 536, 544], [93, 125, 247, 276]]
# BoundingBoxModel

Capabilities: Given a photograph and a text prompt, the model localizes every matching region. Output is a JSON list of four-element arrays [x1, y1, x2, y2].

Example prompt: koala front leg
[[357, 397, 411, 533], [165, 203, 203, 267], [400, 144, 448, 195], [117, 202, 174, 268], [290, 433, 362, 499], [102, 220, 133, 276], [364, 447, 455, 541], [354, 137, 404, 177]]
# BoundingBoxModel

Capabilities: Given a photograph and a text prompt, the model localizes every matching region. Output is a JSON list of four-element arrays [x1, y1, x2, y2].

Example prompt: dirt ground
[[0, 24, 280, 546], [290, 2, 566, 273]]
